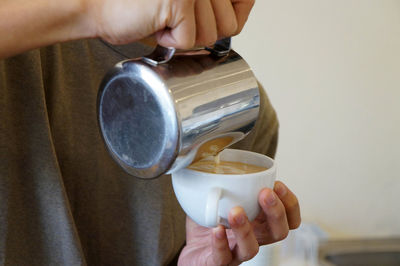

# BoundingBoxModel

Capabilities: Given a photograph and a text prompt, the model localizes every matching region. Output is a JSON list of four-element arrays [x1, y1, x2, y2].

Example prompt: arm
[[0, 0, 91, 59], [0, 0, 254, 59]]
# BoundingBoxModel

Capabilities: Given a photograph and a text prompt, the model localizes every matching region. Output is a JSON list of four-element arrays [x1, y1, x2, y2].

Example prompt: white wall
[[234, 0, 400, 238]]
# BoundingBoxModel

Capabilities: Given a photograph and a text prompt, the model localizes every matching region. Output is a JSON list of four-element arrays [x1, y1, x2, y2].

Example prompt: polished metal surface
[[142, 45, 176, 66], [98, 43, 259, 178]]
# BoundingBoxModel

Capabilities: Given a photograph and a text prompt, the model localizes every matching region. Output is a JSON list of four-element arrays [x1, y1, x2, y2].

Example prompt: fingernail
[[213, 226, 225, 240], [231, 207, 246, 226], [234, 214, 246, 226], [275, 182, 287, 197], [230, 207, 247, 226], [266, 192, 277, 206]]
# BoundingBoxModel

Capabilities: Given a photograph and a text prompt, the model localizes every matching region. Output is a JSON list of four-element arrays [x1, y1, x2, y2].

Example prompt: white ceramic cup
[[171, 149, 276, 228]]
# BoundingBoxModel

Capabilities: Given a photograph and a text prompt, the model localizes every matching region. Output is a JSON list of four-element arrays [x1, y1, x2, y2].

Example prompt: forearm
[[0, 0, 93, 59]]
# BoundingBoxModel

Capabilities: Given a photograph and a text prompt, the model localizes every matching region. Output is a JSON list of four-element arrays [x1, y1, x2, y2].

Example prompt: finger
[[211, 0, 238, 38], [194, 0, 218, 46], [156, 0, 196, 49], [274, 181, 301, 229], [258, 188, 290, 243], [231, 0, 255, 35], [207, 225, 232, 265], [228, 207, 259, 263]]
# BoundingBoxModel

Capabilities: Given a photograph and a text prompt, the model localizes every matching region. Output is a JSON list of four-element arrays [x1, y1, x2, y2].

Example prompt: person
[[0, 0, 301, 265]]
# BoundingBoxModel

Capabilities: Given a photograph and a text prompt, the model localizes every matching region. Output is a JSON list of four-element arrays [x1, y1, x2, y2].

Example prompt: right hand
[[84, 0, 255, 48], [178, 181, 301, 265]]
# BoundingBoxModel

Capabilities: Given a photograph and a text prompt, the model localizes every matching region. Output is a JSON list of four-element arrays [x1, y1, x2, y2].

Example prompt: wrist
[[0, 0, 97, 58], [58, 0, 97, 41]]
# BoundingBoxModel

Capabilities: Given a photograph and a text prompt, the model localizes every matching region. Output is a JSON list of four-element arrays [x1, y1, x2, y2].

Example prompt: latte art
[[188, 159, 267, 174]]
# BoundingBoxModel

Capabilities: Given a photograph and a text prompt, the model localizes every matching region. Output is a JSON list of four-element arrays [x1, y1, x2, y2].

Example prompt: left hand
[[178, 181, 301, 265]]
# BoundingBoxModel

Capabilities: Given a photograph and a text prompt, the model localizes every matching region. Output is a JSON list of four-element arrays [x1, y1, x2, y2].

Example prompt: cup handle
[[205, 187, 222, 227]]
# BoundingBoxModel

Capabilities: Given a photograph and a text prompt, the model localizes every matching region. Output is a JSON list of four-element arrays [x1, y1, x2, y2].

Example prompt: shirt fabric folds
[[0, 40, 278, 265]]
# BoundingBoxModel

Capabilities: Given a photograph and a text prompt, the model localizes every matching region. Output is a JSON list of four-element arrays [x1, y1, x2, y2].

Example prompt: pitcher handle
[[142, 37, 231, 66]]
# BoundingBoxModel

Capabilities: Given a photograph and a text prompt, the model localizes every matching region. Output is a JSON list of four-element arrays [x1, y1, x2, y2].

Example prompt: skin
[[1, 0, 302, 263], [0, 0, 255, 59], [178, 181, 301, 265]]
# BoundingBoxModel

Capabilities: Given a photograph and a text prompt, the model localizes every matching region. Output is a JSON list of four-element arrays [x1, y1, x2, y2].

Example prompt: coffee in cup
[[188, 159, 268, 175]]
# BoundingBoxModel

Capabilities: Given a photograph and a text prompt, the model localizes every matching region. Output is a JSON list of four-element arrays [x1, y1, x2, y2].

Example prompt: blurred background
[[233, 0, 400, 264]]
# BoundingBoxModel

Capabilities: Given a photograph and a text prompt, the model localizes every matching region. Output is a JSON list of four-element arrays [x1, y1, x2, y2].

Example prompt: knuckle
[[196, 38, 212, 47], [286, 200, 300, 214], [240, 246, 259, 261], [220, 256, 232, 266], [274, 229, 289, 242], [229, 22, 239, 35], [201, 33, 218, 46], [258, 239, 270, 246], [290, 218, 302, 230], [209, 34, 218, 45], [234, 24, 244, 36], [215, 243, 228, 253], [237, 224, 252, 239], [269, 208, 286, 221], [219, 23, 238, 38]]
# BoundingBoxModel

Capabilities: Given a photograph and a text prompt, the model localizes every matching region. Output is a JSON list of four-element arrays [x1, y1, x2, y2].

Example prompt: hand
[[2, 0, 254, 59], [178, 181, 301, 265], [85, 0, 255, 48]]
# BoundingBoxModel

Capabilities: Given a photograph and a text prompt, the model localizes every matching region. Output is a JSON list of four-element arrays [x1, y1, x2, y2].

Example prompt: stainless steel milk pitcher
[[97, 38, 260, 178]]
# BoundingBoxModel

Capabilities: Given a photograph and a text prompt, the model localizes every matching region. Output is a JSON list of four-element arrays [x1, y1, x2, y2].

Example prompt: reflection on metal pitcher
[[98, 39, 260, 178]]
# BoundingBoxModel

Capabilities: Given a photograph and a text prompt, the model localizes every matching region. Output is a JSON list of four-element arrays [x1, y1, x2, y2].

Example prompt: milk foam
[[188, 156, 267, 174]]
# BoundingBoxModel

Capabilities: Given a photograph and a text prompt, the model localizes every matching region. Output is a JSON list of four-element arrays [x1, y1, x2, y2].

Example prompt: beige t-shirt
[[0, 40, 278, 265]]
